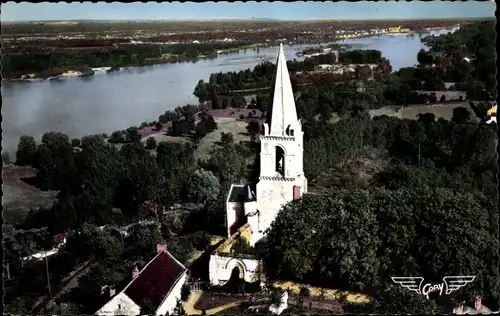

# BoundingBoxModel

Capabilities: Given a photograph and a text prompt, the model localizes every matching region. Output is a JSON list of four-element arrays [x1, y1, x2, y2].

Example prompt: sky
[[2, 1, 496, 22]]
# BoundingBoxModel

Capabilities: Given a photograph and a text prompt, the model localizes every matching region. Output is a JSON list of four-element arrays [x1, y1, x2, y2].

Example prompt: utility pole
[[418, 142, 421, 166], [45, 255, 52, 298]]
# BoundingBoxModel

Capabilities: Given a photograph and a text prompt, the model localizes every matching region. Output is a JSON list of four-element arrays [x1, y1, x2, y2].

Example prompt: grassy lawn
[[399, 102, 471, 120], [195, 118, 250, 161], [140, 133, 190, 145], [2, 165, 58, 226]]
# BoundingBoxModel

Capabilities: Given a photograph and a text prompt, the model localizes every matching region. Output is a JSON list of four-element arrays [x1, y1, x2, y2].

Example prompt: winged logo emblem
[[392, 275, 476, 298], [391, 277, 424, 294], [443, 276, 476, 295]]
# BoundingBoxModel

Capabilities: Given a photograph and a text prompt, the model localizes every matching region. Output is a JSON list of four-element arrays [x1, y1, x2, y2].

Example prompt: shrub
[[239, 114, 245, 119], [220, 132, 234, 144], [2, 151, 11, 165], [181, 284, 191, 301], [300, 286, 310, 297], [145, 137, 158, 150], [71, 138, 81, 147], [108, 131, 124, 143]]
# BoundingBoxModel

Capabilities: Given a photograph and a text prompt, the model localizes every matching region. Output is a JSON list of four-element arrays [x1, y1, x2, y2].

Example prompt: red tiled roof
[[53, 233, 66, 244], [123, 250, 187, 310]]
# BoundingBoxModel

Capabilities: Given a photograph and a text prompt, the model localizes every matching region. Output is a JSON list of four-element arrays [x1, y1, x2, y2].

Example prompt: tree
[[170, 120, 189, 136], [203, 143, 249, 185], [108, 130, 124, 143], [185, 169, 220, 205], [246, 121, 261, 141], [167, 236, 195, 265], [181, 284, 191, 301], [220, 132, 234, 144], [299, 286, 310, 309], [71, 138, 81, 147], [2, 151, 11, 165], [145, 137, 157, 150], [93, 232, 123, 260], [36, 132, 75, 190], [117, 142, 168, 218], [15, 135, 37, 166], [195, 122, 208, 139], [66, 264, 113, 314], [4, 227, 50, 264], [417, 113, 436, 124], [5, 297, 33, 315], [263, 187, 499, 309], [451, 107, 471, 124], [343, 284, 441, 314], [125, 127, 141, 142], [127, 223, 164, 258], [155, 122, 163, 131], [156, 142, 196, 204]]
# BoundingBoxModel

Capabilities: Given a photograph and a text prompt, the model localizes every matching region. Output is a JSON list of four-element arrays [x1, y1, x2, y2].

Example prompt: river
[[1, 27, 458, 155]]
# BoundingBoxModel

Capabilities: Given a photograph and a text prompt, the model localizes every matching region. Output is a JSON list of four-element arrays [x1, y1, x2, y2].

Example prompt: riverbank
[[3, 43, 265, 82], [3, 27, 462, 157]]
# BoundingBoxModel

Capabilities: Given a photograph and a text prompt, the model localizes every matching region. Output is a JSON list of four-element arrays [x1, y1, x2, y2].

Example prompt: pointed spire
[[267, 43, 299, 136]]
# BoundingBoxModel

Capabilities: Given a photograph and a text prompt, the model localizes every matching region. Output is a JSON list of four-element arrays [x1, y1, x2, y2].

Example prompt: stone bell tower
[[249, 43, 308, 246]]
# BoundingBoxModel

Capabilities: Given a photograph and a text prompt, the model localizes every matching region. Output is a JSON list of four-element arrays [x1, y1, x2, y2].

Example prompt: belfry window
[[285, 125, 295, 136], [275, 146, 285, 177]]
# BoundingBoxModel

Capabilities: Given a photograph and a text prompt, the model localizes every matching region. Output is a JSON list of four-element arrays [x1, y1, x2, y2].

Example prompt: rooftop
[[487, 104, 496, 116], [227, 184, 256, 203], [123, 249, 187, 310], [215, 223, 256, 257]]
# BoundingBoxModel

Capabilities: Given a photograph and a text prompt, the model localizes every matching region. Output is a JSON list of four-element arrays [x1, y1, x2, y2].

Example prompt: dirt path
[[183, 291, 245, 315]]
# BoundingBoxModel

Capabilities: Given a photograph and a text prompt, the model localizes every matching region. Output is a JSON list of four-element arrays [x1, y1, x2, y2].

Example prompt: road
[[41, 260, 96, 311], [183, 291, 246, 315]]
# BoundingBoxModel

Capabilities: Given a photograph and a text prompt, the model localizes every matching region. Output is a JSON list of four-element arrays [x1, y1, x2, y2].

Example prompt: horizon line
[[2, 16, 494, 23]]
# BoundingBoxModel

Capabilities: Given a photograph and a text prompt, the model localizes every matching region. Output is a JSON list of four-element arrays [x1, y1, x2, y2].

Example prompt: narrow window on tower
[[275, 146, 285, 177]]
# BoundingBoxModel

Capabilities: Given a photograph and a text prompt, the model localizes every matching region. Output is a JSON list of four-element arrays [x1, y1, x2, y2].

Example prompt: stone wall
[[208, 254, 260, 286]]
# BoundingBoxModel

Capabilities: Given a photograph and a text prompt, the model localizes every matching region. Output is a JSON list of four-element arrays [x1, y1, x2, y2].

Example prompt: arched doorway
[[229, 262, 245, 281], [226, 262, 245, 293], [275, 146, 285, 177]]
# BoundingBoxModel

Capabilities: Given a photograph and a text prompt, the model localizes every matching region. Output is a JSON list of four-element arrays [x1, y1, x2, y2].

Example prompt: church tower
[[249, 43, 308, 246]]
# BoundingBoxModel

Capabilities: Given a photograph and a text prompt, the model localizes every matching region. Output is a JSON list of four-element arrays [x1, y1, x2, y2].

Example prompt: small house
[[452, 296, 493, 315], [95, 244, 187, 316], [53, 233, 67, 248]]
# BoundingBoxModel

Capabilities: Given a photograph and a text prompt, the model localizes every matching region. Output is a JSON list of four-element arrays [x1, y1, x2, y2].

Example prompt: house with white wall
[[96, 244, 187, 316]]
